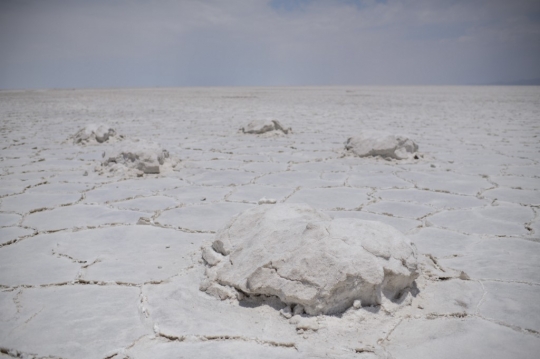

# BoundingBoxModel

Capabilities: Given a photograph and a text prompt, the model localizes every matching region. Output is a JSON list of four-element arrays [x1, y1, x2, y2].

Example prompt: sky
[[1, 0, 539, 89]]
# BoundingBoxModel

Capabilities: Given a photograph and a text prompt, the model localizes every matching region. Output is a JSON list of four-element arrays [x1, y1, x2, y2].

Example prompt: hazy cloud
[[1, 0, 539, 88]]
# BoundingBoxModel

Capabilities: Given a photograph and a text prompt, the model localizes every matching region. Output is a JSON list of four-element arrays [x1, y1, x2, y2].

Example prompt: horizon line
[[2, 83, 540, 92]]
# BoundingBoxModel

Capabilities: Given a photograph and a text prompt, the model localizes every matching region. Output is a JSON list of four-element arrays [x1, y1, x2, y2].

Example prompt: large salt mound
[[69, 123, 122, 145], [240, 119, 291, 135], [345, 130, 418, 159], [99, 139, 178, 176], [201, 203, 419, 315]]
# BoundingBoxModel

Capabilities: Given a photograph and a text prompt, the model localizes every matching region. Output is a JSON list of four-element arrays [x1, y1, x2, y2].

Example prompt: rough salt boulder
[[345, 130, 418, 160], [70, 124, 122, 145], [201, 203, 419, 315], [99, 139, 178, 176], [240, 120, 291, 135]]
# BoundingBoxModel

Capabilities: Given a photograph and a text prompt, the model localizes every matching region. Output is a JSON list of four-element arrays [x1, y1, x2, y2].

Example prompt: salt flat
[[0, 86, 539, 358]]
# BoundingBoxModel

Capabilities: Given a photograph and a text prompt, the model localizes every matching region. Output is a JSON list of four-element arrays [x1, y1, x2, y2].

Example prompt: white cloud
[[0, 0, 539, 88]]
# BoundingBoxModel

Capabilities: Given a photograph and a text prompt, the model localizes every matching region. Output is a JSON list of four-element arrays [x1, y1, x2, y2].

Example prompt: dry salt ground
[[0, 86, 539, 359]]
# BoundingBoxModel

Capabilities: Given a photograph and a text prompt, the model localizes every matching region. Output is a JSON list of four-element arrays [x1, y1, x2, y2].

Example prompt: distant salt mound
[[201, 203, 419, 315], [70, 124, 122, 145], [240, 120, 291, 135], [345, 130, 419, 160], [98, 139, 178, 176]]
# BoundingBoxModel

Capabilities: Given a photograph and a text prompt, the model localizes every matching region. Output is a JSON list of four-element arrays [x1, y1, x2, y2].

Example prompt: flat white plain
[[0, 86, 539, 358]]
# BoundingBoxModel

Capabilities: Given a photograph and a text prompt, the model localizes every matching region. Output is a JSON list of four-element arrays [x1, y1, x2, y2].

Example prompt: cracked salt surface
[[0, 87, 539, 358]]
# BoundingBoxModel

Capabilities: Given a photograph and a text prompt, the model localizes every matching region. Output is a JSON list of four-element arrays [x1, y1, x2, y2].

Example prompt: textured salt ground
[[0, 87, 539, 359]]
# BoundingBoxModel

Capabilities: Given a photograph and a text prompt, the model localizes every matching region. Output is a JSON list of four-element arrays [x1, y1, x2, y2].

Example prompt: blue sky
[[0, 0, 539, 89], [270, 0, 388, 12]]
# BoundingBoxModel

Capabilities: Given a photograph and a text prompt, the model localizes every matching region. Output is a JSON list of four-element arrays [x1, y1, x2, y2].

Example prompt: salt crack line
[[154, 332, 298, 350], [0, 279, 166, 291], [476, 278, 540, 287], [476, 280, 487, 315], [148, 220, 216, 234], [476, 315, 540, 338], [51, 250, 87, 264], [0, 230, 38, 249], [0, 346, 65, 359], [282, 186, 302, 202]]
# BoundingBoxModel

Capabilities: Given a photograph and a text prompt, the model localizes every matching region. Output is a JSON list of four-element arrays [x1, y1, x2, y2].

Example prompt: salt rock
[[202, 203, 419, 315], [100, 139, 177, 175], [241, 120, 291, 134], [70, 123, 121, 145], [345, 130, 418, 159]]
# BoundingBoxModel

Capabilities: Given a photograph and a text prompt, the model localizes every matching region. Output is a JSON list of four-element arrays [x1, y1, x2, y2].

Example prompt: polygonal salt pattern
[[0, 175, 49, 186], [1, 87, 539, 358], [185, 160, 247, 170], [124, 338, 304, 359], [114, 177, 188, 191], [25, 182, 93, 194], [0, 233, 81, 286], [479, 281, 540, 333], [51, 226, 210, 283], [386, 318, 540, 359], [504, 165, 540, 177], [0, 192, 82, 214], [83, 187, 145, 204], [529, 219, 540, 238], [26, 159, 92, 172], [0, 226, 34, 246], [144, 274, 297, 342], [186, 170, 257, 186], [439, 237, 540, 284], [227, 185, 295, 203], [0, 188, 22, 198], [286, 187, 370, 210], [396, 171, 493, 196], [348, 172, 413, 189], [375, 188, 488, 209], [418, 279, 484, 316], [408, 227, 480, 258], [241, 161, 289, 173], [166, 186, 232, 204], [363, 201, 435, 219], [427, 203, 534, 236], [110, 195, 180, 213], [0, 286, 149, 359], [290, 161, 350, 172], [156, 202, 255, 232], [0, 213, 21, 227], [256, 171, 346, 188], [483, 187, 540, 206], [328, 210, 421, 234], [490, 176, 540, 190], [449, 164, 503, 177], [22, 204, 144, 231]]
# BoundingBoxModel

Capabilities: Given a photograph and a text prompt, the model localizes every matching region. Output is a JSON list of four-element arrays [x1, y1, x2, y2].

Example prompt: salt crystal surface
[[68, 123, 122, 145], [345, 130, 418, 159], [0, 87, 538, 358], [203, 203, 419, 315]]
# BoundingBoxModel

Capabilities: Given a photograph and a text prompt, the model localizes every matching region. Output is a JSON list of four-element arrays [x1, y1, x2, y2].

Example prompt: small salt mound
[[99, 139, 178, 176], [241, 120, 291, 135], [70, 124, 122, 145], [201, 203, 419, 315], [345, 130, 418, 160]]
